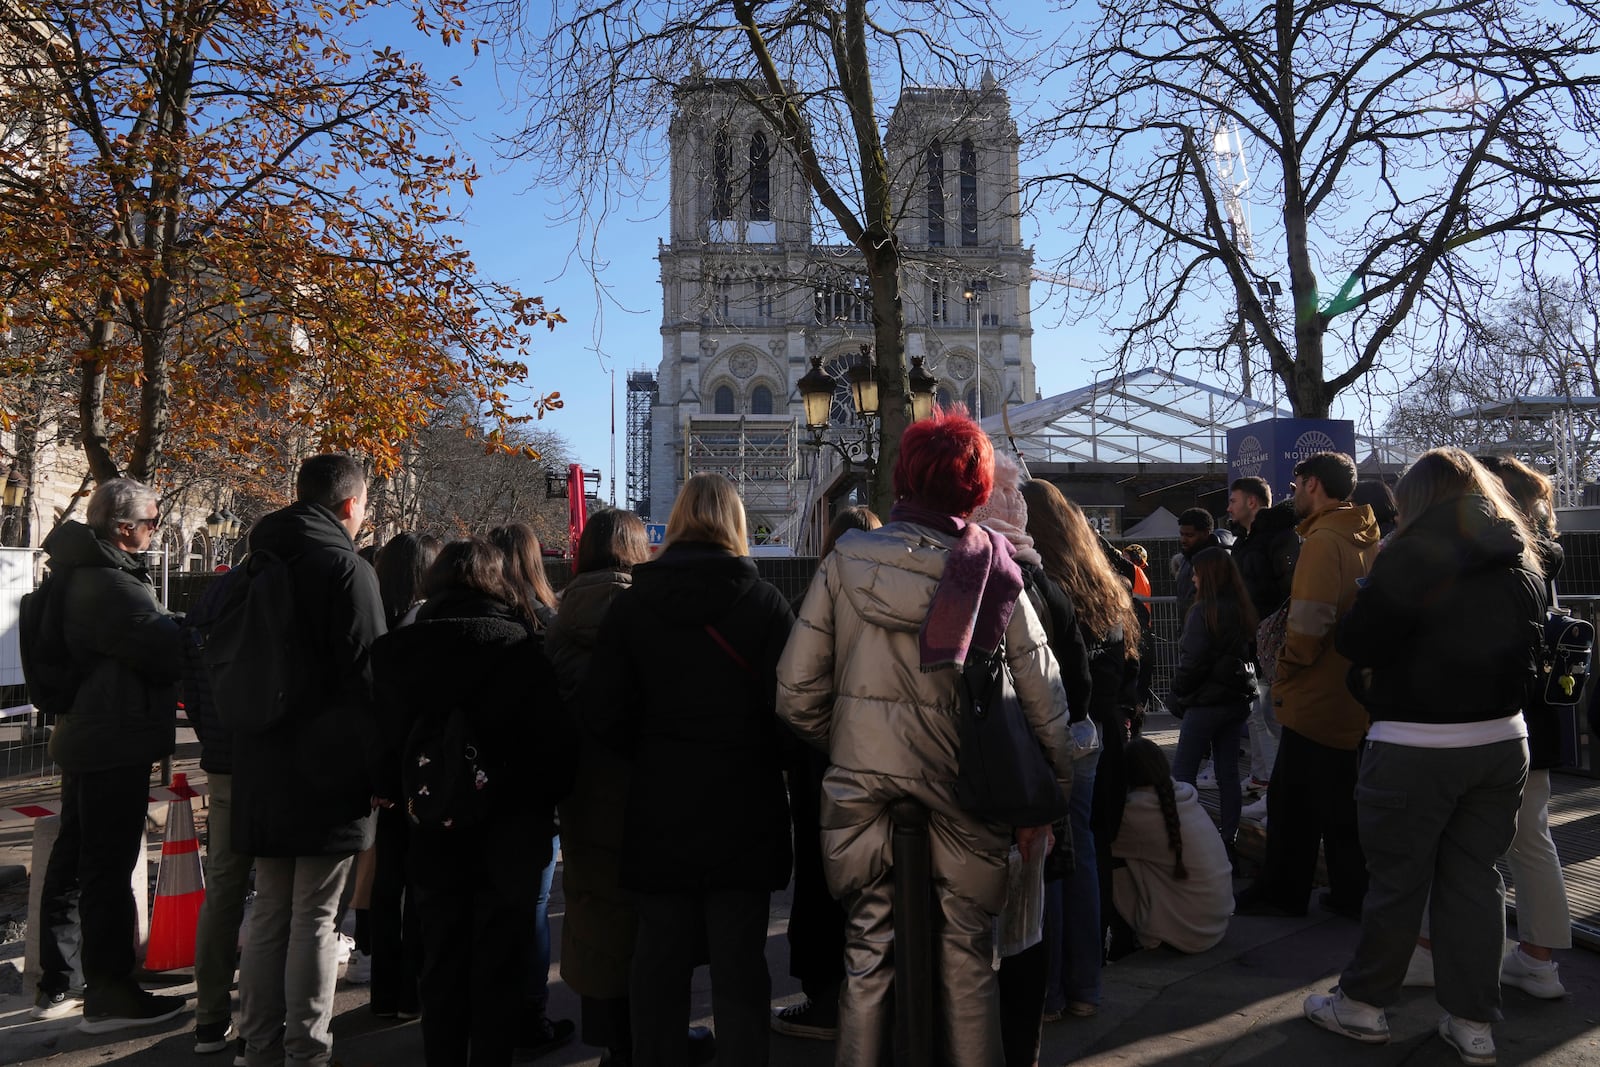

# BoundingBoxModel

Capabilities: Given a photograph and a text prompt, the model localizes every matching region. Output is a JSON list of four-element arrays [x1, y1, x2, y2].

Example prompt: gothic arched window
[[714, 385, 736, 414], [960, 139, 978, 245], [749, 133, 771, 222], [711, 128, 733, 220], [926, 142, 945, 247], [751, 384, 774, 414]]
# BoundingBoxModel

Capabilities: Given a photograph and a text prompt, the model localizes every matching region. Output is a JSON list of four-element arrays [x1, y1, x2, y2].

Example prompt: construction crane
[[1029, 267, 1105, 295], [1210, 107, 1261, 399]]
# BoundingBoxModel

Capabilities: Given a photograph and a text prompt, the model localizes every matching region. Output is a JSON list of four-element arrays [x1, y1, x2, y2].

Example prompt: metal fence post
[[889, 798, 933, 1066]]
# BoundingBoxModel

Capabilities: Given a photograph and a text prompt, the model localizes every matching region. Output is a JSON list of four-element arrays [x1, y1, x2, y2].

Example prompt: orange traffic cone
[[145, 772, 206, 971]]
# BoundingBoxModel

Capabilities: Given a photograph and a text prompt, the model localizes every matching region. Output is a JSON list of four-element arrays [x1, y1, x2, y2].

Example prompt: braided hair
[[1125, 738, 1188, 881]]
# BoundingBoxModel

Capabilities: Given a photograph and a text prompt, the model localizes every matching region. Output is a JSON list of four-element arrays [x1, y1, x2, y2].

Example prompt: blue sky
[[361, 4, 1120, 502], [362, 1, 1470, 498]]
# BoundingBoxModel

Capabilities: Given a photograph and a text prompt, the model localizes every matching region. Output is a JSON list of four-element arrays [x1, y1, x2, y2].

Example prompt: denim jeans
[[1044, 756, 1101, 1011], [238, 853, 355, 1066], [1246, 688, 1280, 783], [1171, 702, 1249, 843], [529, 833, 558, 1013]]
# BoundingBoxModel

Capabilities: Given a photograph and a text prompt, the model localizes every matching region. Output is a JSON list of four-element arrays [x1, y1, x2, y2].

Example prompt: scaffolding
[[684, 415, 799, 544], [626, 370, 657, 517]]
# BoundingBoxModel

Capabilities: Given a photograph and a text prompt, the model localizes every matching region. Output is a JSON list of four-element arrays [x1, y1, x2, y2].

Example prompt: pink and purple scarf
[[890, 501, 1024, 672]]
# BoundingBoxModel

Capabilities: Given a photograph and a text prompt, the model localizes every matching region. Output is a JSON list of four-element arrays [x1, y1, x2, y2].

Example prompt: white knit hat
[[970, 451, 1040, 565]]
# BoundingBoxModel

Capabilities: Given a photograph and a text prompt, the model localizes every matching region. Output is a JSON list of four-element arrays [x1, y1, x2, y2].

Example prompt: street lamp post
[[962, 282, 987, 421], [206, 507, 244, 568]]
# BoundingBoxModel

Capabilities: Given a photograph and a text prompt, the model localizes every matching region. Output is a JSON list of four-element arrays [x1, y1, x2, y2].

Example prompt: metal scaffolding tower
[[626, 370, 657, 517]]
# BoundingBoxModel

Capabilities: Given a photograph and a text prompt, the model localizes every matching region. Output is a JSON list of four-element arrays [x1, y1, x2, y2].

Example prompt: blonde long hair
[[663, 472, 749, 556], [1021, 479, 1142, 656]]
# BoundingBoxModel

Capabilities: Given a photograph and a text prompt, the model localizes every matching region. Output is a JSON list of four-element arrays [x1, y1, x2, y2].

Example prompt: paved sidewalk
[[2, 742, 1598, 1065]]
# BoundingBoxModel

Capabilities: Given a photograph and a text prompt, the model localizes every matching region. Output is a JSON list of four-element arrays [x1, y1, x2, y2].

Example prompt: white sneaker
[[336, 933, 356, 965], [1241, 794, 1269, 822], [1439, 1014, 1496, 1065], [1403, 945, 1435, 988], [1500, 947, 1565, 998], [1303, 987, 1389, 1044], [1196, 766, 1218, 788], [343, 950, 372, 985]]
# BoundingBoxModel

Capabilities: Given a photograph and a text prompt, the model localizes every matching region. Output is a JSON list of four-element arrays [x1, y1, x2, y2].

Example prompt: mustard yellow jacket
[[1271, 502, 1381, 750]]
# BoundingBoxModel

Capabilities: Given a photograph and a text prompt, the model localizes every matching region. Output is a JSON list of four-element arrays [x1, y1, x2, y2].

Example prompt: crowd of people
[[21, 418, 1579, 1067]]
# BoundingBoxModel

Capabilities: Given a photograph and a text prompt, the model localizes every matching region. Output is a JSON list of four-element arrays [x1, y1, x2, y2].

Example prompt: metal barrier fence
[[4, 546, 1594, 783]]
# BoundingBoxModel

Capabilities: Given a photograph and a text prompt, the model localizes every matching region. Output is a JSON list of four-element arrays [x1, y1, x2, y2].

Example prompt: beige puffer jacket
[[775, 522, 1072, 914]]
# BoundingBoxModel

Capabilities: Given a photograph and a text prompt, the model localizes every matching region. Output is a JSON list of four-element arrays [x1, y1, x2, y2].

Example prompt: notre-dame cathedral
[[641, 73, 1038, 545]]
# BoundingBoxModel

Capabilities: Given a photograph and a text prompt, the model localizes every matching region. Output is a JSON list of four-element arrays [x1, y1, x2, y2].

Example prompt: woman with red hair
[[777, 410, 1073, 1066]]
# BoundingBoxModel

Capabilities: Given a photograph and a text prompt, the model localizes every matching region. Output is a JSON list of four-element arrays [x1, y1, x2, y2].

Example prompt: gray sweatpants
[[1340, 737, 1526, 1023]]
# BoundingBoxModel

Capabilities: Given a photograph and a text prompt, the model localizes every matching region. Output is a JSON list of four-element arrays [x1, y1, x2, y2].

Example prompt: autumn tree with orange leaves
[[0, 0, 560, 498]]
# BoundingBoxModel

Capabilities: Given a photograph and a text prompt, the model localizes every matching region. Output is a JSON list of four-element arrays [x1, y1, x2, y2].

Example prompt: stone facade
[[650, 75, 1036, 540]]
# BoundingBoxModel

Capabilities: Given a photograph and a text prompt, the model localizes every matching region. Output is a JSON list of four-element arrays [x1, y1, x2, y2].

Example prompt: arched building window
[[751, 384, 774, 414], [749, 133, 771, 222], [926, 142, 945, 247], [960, 139, 978, 245], [713, 385, 736, 414], [711, 128, 733, 220]]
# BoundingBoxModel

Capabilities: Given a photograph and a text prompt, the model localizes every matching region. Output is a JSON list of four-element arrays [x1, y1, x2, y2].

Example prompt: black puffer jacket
[[42, 521, 181, 773], [1337, 496, 1545, 727], [371, 589, 575, 852], [230, 502, 386, 857], [585, 542, 795, 894], [1175, 532, 1224, 620], [1230, 502, 1300, 620], [1169, 599, 1257, 715]]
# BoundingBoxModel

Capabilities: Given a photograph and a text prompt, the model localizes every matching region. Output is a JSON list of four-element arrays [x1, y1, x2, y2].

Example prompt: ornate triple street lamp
[[1, 467, 23, 547], [796, 344, 940, 484], [206, 507, 244, 567]]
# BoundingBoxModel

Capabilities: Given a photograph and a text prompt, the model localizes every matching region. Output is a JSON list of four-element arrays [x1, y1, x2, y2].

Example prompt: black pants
[[996, 939, 1048, 1067], [410, 816, 548, 1067], [39, 765, 150, 1002], [1256, 726, 1367, 912], [632, 890, 771, 1067], [784, 747, 845, 997], [369, 806, 422, 1016]]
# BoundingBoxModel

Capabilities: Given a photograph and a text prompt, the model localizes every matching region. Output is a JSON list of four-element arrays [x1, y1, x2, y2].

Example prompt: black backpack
[[17, 569, 80, 713], [401, 704, 491, 831], [1538, 608, 1593, 711], [200, 550, 304, 734]]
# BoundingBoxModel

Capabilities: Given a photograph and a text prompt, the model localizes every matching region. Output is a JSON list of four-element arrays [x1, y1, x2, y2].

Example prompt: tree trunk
[[865, 240, 906, 517], [78, 309, 120, 485]]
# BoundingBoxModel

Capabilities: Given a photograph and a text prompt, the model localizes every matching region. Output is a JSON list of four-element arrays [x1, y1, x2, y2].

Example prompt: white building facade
[[648, 75, 1037, 542]]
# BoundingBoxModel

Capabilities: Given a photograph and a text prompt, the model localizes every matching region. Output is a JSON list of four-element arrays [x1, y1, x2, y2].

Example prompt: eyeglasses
[[127, 516, 160, 531]]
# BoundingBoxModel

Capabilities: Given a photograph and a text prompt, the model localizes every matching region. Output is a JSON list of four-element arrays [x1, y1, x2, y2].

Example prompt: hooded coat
[[1337, 496, 1545, 728], [774, 522, 1072, 915], [584, 543, 795, 894], [544, 566, 639, 998], [1110, 781, 1233, 954], [1272, 502, 1382, 750], [229, 501, 386, 858], [371, 589, 575, 845], [41, 520, 181, 773], [1230, 501, 1301, 620]]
